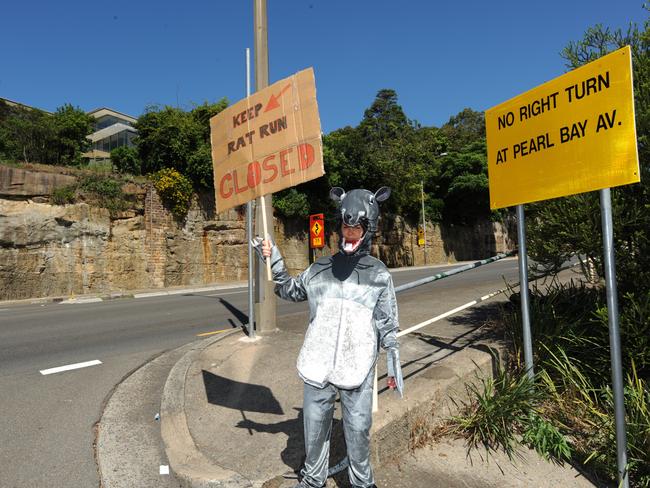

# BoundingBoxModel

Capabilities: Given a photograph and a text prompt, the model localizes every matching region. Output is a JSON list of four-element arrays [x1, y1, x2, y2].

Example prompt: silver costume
[[254, 187, 403, 488]]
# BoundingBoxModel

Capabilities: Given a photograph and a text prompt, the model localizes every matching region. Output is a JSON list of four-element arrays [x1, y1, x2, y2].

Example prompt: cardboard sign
[[210, 68, 324, 212], [485, 46, 640, 209], [309, 213, 325, 249]]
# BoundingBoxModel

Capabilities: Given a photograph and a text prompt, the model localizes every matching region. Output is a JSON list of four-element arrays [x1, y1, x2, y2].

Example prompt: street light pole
[[253, 0, 276, 332]]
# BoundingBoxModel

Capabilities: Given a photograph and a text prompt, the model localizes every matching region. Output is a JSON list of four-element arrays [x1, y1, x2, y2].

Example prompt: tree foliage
[[110, 146, 140, 175], [134, 99, 227, 188], [272, 90, 491, 223], [0, 101, 92, 165], [0, 101, 56, 163], [52, 104, 94, 165], [436, 140, 491, 225]]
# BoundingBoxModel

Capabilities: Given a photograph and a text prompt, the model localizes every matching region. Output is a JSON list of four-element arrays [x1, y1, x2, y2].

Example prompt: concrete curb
[[371, 344, 502, 465], [96, 343, 195, 488], [0, 282, 248, 307], [161, 324, 504, 488], [160, 328, 253, 488]]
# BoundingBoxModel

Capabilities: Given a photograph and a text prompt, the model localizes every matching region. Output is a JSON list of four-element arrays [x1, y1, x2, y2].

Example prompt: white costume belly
[[297, 297, 376, 389]]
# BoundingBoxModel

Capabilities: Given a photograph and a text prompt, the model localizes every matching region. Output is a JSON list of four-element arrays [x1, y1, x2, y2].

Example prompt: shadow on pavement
[[202, 370, 284, 415]]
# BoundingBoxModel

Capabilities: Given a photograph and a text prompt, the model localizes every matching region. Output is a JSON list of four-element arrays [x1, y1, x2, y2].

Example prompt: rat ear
[[330, 187, 346, 202], [374, 187, 391, 202]]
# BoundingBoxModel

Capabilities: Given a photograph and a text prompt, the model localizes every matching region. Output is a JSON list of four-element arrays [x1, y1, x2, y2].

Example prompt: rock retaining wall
[[0, 166, 515, 300]]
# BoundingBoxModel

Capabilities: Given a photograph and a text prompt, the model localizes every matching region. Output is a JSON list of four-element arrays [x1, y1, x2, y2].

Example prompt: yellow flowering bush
[[151, 168, 193, 218]]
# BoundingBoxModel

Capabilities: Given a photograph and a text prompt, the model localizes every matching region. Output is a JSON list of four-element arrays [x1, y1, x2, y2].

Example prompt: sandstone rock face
[[0, 168, 515, 300], [0, 200, 112, 299], [0, 183, 249, 300], [0, 166, 77, 198]]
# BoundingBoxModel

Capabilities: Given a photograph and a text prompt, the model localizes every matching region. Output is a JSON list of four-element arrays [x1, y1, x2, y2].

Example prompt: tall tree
[[440, 107, 486, 153], [52, 104, 94, 165]]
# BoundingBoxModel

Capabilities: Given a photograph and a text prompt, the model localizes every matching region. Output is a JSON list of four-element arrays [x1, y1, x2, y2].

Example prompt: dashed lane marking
[[40, 359, 103, 375]]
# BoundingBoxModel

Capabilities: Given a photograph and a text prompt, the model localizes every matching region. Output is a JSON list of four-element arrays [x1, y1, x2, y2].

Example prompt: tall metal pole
[[253, 0, 276, 332], [245, 48, 255, 339], [516, 204, 534, 380], [599, 188, 629, 488], [421, 181, 427, 265]]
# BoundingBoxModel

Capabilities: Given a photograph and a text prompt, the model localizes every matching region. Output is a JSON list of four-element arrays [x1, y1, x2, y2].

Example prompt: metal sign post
[[516, 204, 534, 380], [599, 188, 629, 488], [421, 181, 427, 264], [245, 48, 255, 339]]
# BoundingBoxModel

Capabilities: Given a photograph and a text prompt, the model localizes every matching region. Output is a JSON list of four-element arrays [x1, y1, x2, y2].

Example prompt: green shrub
[[79, 174, 121, 196], [110, 146, 141, 175], [622, 365, 650, 488], [502, 291, 650, 486], [502, 279, 603, 362], [521, 413, 572, 463], [151, 167, 193, 218], [52, 185, 77, 205], [450, 361, 544, 460], [77, 174, 127, 214], [541, 346, 650, 487], [274, 188, 310, 218]]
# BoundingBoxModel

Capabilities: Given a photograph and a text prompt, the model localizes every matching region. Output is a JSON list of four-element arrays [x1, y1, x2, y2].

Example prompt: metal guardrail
[[370, 249, 519, 417], [394, 250, 517, 294]]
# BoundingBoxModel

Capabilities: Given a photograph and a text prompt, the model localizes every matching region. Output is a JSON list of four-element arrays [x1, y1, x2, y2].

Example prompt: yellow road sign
[[485, 46, 640, 209], [309, 213, 325, 249]]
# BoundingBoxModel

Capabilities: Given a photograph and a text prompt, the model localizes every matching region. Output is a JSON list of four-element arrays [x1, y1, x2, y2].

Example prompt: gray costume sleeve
[[251, 238, 308, 302], [374, 274, 404, 397]]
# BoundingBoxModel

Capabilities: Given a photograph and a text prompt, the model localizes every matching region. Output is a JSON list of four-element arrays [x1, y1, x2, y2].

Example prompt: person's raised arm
[[251, 237, 308, 302]]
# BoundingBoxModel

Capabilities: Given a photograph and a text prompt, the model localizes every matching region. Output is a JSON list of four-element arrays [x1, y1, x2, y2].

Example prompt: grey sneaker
[[292, 482, 323, 488]]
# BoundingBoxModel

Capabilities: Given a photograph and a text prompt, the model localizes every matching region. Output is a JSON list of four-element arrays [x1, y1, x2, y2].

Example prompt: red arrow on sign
[[264, 84, 292, 113]]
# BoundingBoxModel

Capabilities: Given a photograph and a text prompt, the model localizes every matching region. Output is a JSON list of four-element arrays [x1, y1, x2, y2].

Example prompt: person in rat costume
[[254, 186, 403, 488]]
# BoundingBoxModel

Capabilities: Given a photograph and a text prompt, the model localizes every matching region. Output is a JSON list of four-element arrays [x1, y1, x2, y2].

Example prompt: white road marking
[[40, 359, 103, 375], [204, 290, 246, 297], [160, 465, 170, 475], [60, 298, 103, 304], [133, 284, 244, 299]]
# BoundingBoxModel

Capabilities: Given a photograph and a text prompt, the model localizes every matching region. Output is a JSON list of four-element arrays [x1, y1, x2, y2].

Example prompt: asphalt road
[[0, 258, 519, 488]]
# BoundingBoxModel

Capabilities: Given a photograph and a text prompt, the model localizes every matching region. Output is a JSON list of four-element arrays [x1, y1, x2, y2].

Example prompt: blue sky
[[1, 1, 647, 133]]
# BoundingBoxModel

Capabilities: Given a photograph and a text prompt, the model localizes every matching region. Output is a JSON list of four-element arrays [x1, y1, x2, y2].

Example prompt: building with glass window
[[84, 108, 138, 162]]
